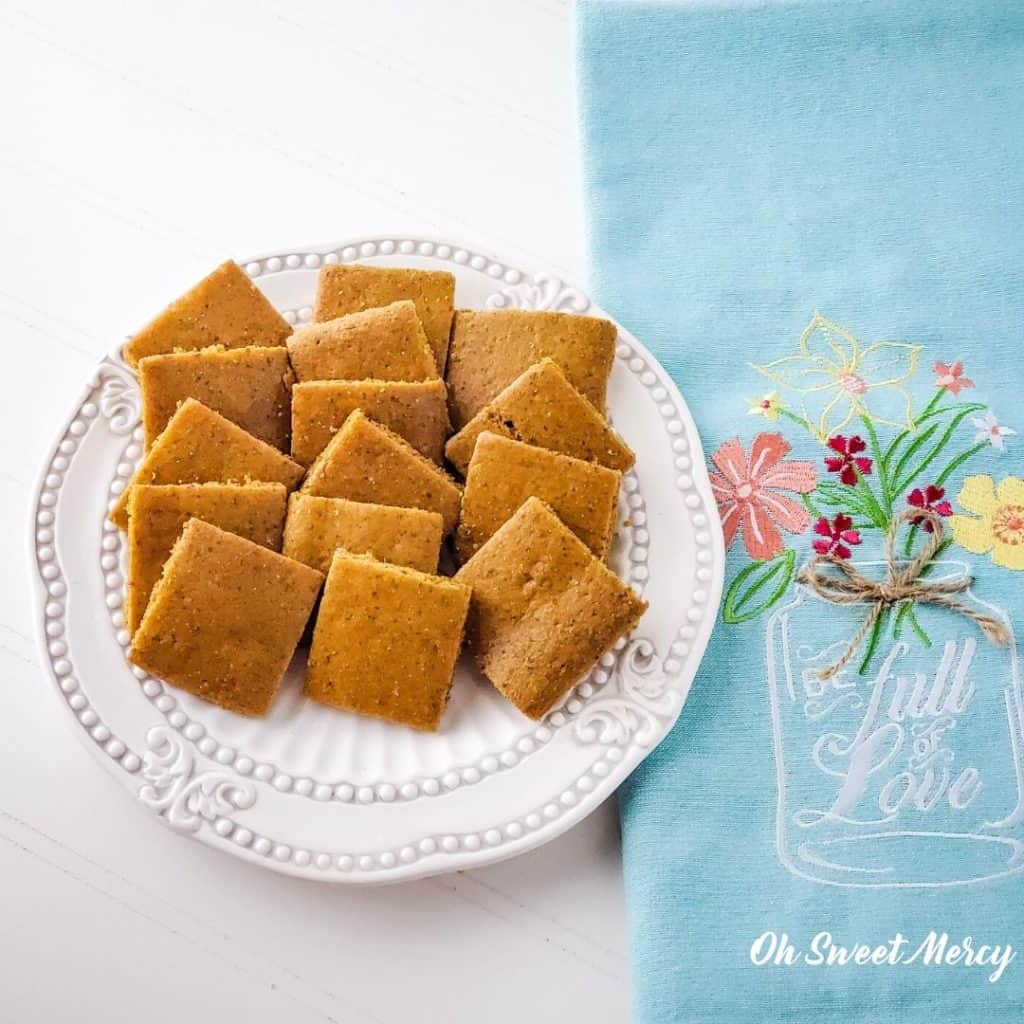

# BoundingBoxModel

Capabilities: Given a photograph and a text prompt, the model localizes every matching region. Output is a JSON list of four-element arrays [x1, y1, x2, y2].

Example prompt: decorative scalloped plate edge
[[28, 235, 725, 883]]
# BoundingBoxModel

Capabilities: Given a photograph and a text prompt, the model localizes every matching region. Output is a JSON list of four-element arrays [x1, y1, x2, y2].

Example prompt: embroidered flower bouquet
[[715, 315, 1020, 662], [711, 315, 1024, 887]]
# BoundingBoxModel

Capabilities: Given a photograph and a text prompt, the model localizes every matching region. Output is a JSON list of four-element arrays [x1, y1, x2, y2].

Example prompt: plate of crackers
[[30, 237, 724, 882]]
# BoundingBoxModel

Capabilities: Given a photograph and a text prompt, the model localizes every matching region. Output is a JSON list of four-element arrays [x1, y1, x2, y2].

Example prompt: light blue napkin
[[578, 1, 1024, 1020]]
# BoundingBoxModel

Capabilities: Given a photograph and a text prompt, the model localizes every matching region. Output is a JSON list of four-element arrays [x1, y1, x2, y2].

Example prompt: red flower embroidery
[[907, 484, 954, 532], [813, 514, 862, 559], [824, 434, 872, 486], [709, 432, 816, 560], [934, 360, 974, 395]]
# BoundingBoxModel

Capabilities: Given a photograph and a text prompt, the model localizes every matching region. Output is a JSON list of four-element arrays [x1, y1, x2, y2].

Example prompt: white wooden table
[[0, 2, 631, 1021]]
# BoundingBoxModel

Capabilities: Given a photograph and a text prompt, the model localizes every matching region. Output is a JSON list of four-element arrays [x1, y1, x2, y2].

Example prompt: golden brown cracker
[[290, 378, 449, 465], [300, 411, 462, 534], [283, 492, 442, 575], [123, 260, 290, 367], [455, 498, 646, 720], [139, 346, 293, 451], [445, 358, 634, 476], [313, 264, 455, 372], [445, 309, 616, 428], [306, 551, 470, 731], [128, 519, 322, 716], [287, 300, 438, 383], [109, 399, 304, 530], [455, 433, 621, 562], [124, 482, 287, 632]]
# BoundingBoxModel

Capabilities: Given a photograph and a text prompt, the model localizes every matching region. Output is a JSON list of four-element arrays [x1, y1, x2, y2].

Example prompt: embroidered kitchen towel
[[578, 1, 1024, 1020]]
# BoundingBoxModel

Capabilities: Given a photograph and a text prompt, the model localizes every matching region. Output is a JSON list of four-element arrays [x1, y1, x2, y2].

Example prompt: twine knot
[[795, 508, 1010, 680]]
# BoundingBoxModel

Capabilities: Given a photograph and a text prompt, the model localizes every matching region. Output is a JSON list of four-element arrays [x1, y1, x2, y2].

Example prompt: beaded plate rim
[[29, 235, 725, 883]]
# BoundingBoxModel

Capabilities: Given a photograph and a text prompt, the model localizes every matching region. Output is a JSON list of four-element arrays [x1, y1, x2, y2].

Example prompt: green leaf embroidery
[[934, 441, 988, 487], [891, 537, 952, 640], [858, 605, 891, 675], [882, 397, 986, 477], [889, 423, 940, 497], [851, 464, 889, 527], [891, 405, 985, 496], [800, 491, 823, 521], [722, 549, 796, 624], [905, 607, 932, 646], [859, 413, 892, 513], [882, 389, 942, 469], [814, 481, 871, 512]]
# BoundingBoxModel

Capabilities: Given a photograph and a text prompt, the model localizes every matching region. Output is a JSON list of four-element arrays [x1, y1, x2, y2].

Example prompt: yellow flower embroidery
[[746, 391, 785, 420], [951, 475, 1024, 570], [752, 314, 921, 440]]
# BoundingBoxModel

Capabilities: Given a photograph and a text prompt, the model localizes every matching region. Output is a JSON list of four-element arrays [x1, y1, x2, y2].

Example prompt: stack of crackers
[[117, 259, 647, 730]]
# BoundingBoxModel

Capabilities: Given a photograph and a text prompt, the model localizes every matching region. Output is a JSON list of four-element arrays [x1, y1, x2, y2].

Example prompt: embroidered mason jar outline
[[766, 560, 1024, 888], [708, 314, 1024, 885]]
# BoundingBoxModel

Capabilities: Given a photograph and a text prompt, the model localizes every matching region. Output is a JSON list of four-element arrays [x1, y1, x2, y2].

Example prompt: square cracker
[[128, 519, 322, 717], [445, 358, 635, 476], [124, 482, 287, 632], [301, 410, 462, 534], [122, 260, 291, 368], [139, 346, 294, 451], [314, 264, 455, 372], [455, 497, 647, 720], [455, 433, 621, 562], [290, 378, 449, 465], [283, 492, 443, 575], [307, 551, 471, 731], [287, 300, 438, 383], [445, 309, 617, 428], [109, 399, 304, 531]]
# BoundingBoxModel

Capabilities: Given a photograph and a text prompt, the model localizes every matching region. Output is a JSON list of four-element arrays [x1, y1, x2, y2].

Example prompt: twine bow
[[795, 508, 1010, 680]]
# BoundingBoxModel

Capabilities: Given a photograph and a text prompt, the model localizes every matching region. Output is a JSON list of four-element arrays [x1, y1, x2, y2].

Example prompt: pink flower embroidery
[[813, 514, 862, 559], [824, 434, 872, 486], [710, 432, 816, 560], [934, 360, 974, 394], [907, 484, 953, 532]]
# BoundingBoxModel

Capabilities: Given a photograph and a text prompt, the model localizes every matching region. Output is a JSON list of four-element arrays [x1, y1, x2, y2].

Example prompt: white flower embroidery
[[973, 411, 1016, 452]]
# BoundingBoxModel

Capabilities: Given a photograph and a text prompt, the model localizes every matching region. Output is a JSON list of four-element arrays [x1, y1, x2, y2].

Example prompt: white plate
[[29, 236, 724, 883]]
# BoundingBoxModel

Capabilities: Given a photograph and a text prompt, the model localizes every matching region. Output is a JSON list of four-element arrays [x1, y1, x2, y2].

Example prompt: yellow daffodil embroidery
[[751, 314, 921, 440], [746, 391, 785, 420], [951, 475, 1024, 570]]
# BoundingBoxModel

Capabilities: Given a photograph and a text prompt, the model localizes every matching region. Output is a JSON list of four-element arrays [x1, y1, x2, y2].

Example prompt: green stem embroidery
[[858, 606, 890, 676], [917, 388, 945, 422], [882, 397, 985, 476], [860, 413, 892, 516], [892, 406, 985, 496], [905, 607, 932, 647], [892, 603, 931, 645], [902, 523, 919, 557], [800, 492, 823, 521], [778, 408, 816, 433], [884, 533, 953, 659], [890, 424, 940, 498], [893, 602, 908, 640], [917, 400, 986, 426], [813, 481, 875, 518], [852, 464, 888, 528], [935, 442, 988, 487], [881, 390, 942, 470]]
